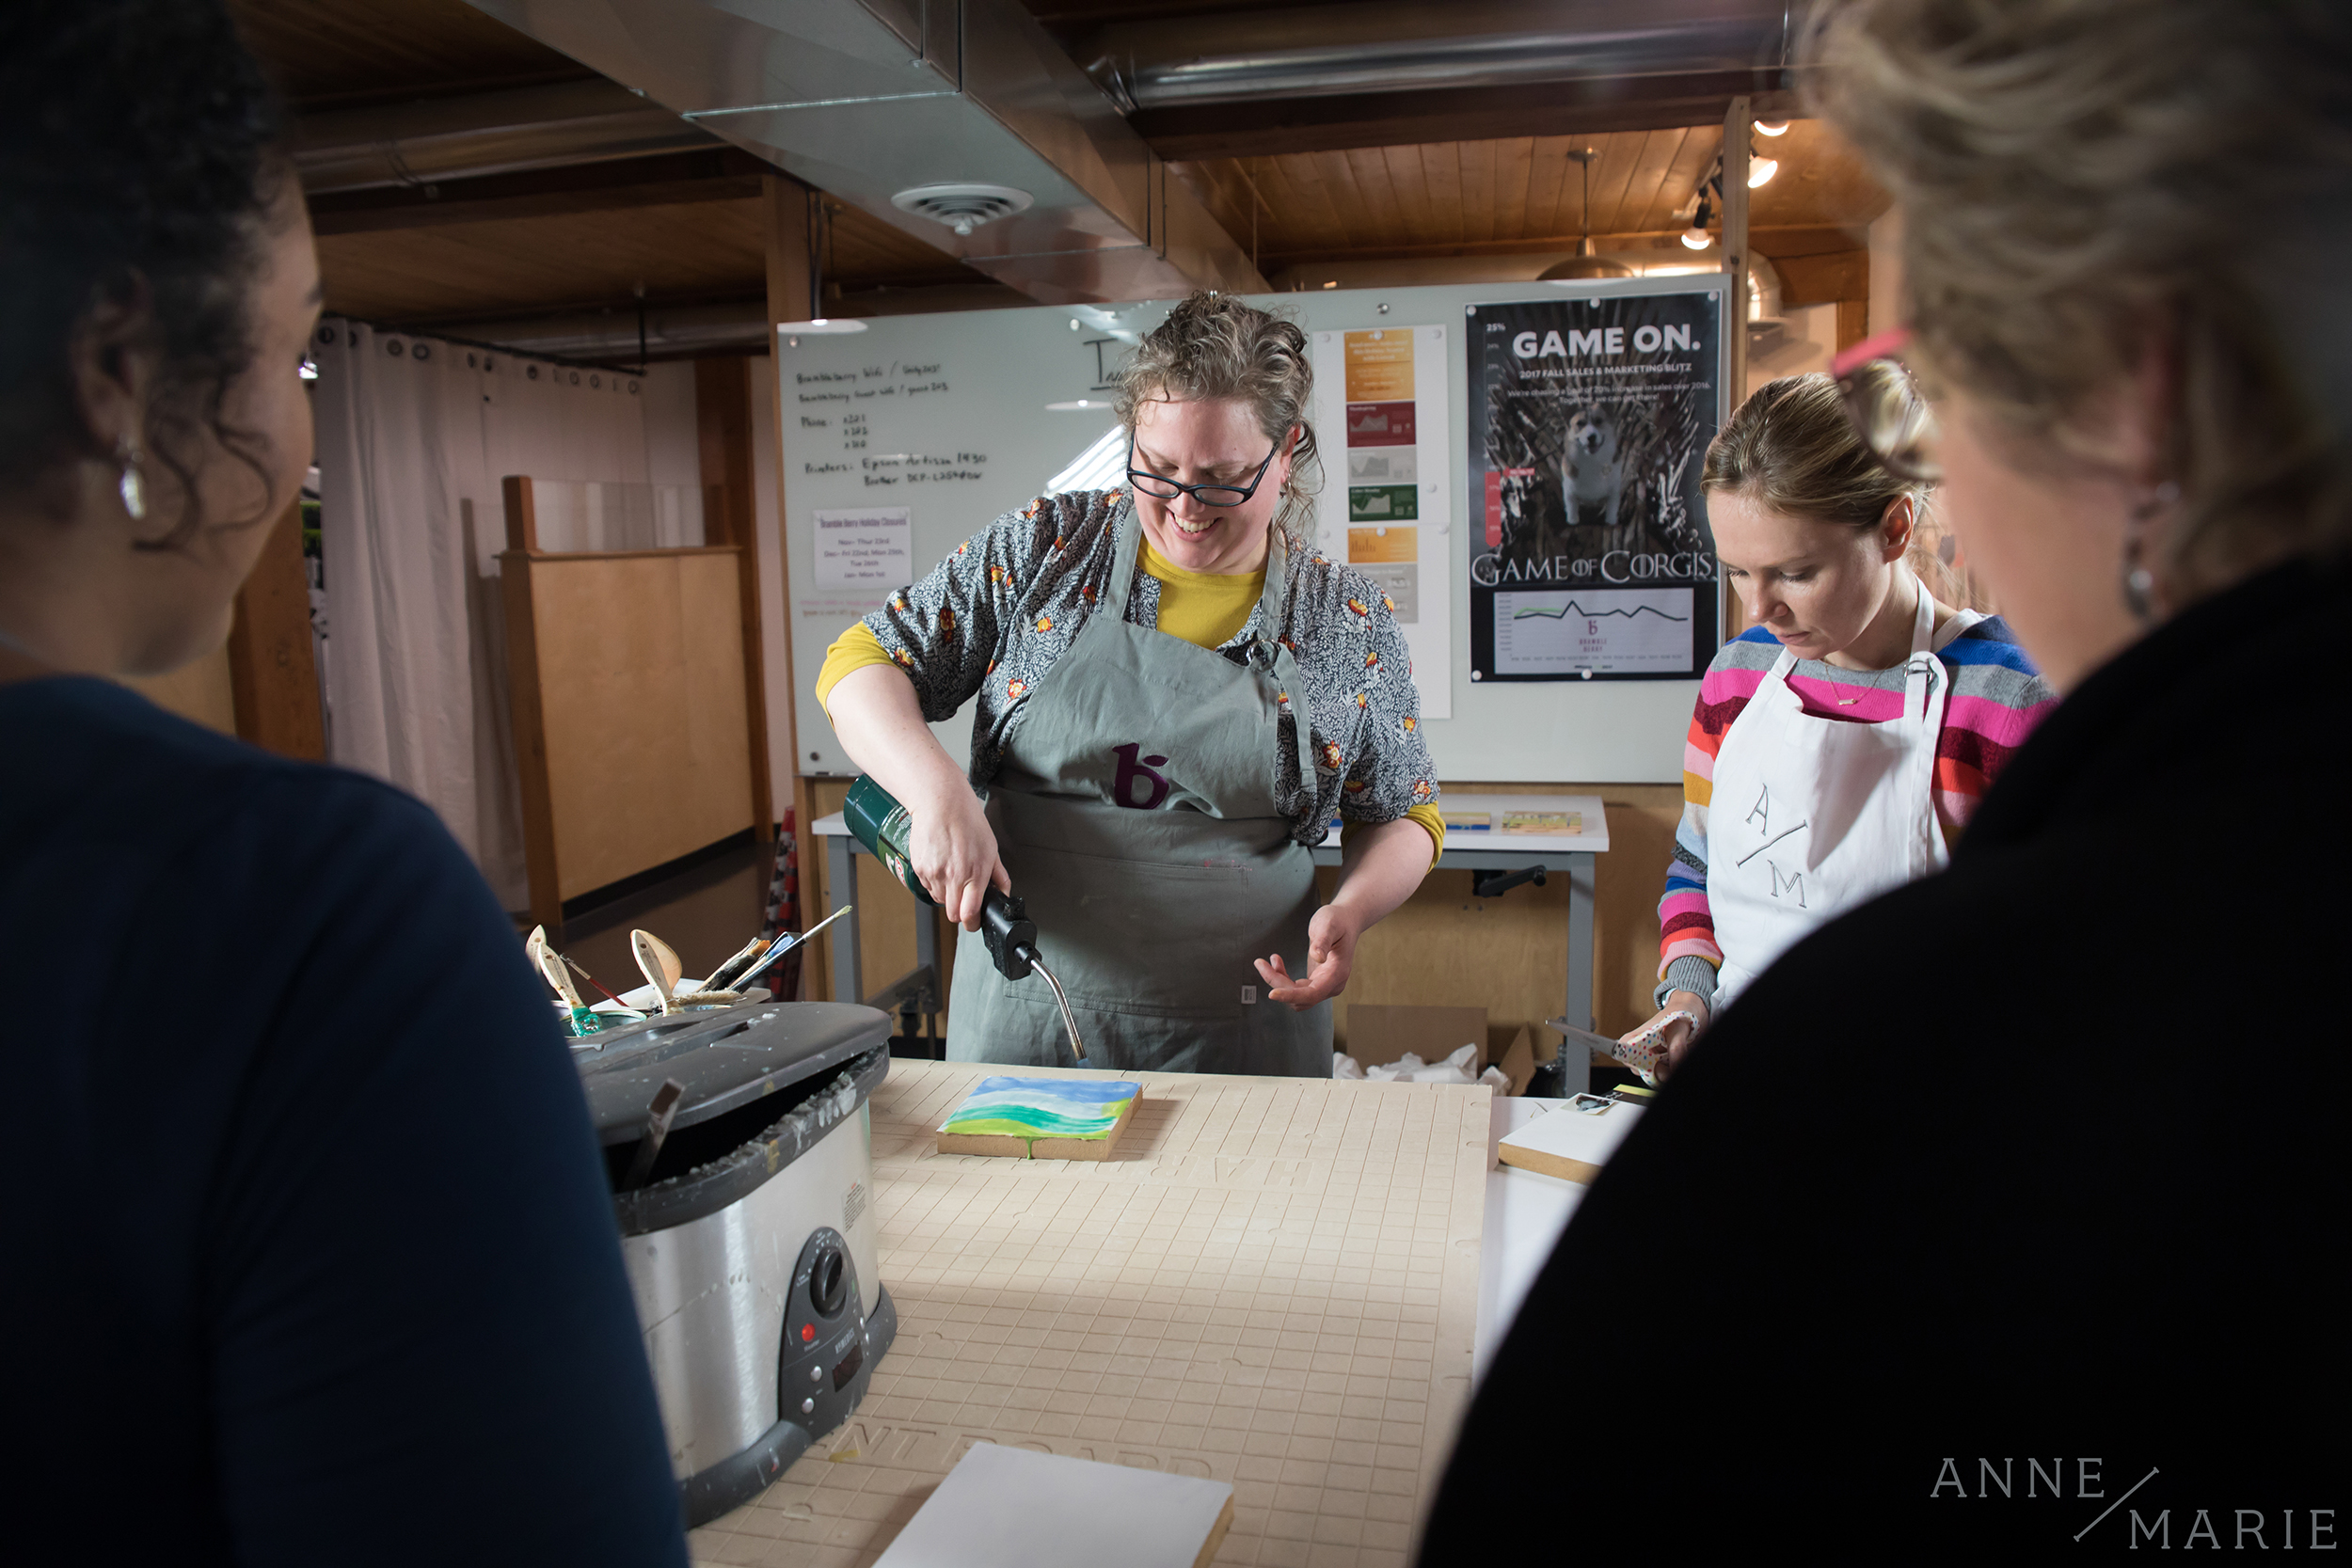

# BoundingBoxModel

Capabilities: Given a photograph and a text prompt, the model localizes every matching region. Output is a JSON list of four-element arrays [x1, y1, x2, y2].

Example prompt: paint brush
[[700, 934, 771, 994], [731, 906, 851, 990], [558, 952, 630, 1007]]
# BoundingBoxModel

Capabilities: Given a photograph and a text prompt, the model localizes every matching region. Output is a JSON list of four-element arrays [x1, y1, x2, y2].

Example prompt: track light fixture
[[1682, 191, 1714, 249]]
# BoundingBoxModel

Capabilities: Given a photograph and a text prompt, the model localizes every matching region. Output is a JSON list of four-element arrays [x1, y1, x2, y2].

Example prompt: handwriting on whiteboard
[[790, 363, 988, 483]]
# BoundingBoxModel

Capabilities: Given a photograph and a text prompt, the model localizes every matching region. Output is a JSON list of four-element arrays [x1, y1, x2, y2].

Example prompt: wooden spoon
[[631, 929, 685, 1015]]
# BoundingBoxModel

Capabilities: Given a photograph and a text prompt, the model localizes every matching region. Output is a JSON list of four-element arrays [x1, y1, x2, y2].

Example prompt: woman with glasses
[[1626, 364, 2054, 1076], [817, 292, 1440, 1073], [1425, 0, 2347, 1552]]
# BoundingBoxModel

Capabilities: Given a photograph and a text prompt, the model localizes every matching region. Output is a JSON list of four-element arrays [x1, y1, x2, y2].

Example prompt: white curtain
[[311, 320, 703, 909]]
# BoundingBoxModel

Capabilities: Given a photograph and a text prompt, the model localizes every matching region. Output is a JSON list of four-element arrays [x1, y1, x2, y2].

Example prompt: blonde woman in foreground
[[1426, 0, 2350, 1556]]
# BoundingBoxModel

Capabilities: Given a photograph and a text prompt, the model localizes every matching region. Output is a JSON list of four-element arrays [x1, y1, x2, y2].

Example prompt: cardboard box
[[1495, 1025, 1536, 1097], [1344, 1004, 1488, 1069]]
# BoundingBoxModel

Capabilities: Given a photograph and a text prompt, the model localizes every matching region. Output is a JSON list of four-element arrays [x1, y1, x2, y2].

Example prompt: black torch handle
[[979, 890, 1037, 981]]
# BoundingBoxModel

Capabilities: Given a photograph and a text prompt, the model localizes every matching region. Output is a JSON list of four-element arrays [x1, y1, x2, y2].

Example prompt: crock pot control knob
[[810, 1244, 849, 1319]]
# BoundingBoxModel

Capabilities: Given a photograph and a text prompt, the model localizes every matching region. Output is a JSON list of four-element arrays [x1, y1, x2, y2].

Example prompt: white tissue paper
[[1362, 1043, 1484, 1085], [1331, 1053, 1366, 1080]]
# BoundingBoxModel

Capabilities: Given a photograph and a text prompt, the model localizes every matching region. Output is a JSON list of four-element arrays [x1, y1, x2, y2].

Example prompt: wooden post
[[695, 356, 774, 847], [763, 172, 825, 983], [225, 498, 326, 759], [1722, 96, 1753, 407], [499, 476, 563, 941], [501, 473, 538, 551]]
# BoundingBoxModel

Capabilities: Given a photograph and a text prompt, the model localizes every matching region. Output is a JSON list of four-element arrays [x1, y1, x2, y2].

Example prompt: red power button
[[800, 1323, 816, 1343]]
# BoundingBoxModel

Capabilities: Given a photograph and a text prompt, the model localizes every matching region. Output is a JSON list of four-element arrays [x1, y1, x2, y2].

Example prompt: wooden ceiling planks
[[317, 198, 768, 324], [314, 184, 962, 325], [250, 0, 1885, 326], [1174, 119, 1884, 267], [229, 0, 588, 109]]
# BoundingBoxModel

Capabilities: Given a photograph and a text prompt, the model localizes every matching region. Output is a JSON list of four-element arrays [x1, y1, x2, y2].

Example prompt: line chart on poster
[[1493, 586, 1696, 674], [1510, 599, 1690, 623]]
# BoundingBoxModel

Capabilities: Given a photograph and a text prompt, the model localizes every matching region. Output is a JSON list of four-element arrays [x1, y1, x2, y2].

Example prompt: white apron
[[1709, 586, 1951, 1008]]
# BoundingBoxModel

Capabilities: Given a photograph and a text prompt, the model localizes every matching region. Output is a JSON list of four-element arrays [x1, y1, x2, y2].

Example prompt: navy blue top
[[1, 679, 686, 1563]]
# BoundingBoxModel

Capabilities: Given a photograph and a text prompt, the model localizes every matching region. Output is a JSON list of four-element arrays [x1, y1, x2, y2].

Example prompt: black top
[[1422, 562, 2349, 1560], [1, 679, 687, 1564]]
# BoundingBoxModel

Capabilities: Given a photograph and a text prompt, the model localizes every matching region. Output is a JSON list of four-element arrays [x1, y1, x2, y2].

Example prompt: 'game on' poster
[[1465, 289, 1726, 680]]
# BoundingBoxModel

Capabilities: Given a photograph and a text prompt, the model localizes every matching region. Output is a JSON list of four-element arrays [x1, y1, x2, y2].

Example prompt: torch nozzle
[[1024, 951, 1087, 1063]]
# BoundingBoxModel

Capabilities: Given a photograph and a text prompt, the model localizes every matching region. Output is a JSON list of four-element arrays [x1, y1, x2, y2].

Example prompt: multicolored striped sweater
[[1657, 613, 2057, 1006]]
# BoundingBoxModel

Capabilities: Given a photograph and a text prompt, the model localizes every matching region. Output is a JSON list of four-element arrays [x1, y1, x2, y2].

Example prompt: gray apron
[[946, 502, 1331, 1076]]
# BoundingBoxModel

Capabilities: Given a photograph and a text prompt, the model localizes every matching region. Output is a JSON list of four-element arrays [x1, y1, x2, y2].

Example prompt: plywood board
[[687, 1062, 1491, 1568], [528, 548, 755, 899]]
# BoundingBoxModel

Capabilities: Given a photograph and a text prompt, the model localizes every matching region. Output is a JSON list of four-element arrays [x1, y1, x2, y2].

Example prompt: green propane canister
[[843, 774, 930, 903], [840, 774, 1088, 1063]]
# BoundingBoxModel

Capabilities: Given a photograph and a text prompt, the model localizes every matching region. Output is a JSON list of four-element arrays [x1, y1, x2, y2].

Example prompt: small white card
[[871, 1441, 1234, 1568]]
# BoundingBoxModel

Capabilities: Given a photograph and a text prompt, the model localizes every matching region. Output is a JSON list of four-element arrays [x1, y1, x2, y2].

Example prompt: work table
[[685, 1060, 1524, 1567]]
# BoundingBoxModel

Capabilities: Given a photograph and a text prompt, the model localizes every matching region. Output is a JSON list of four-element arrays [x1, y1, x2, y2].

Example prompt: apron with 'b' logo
[[946, 501, 1330, 1075], [1708, 586, 1952, 1010]]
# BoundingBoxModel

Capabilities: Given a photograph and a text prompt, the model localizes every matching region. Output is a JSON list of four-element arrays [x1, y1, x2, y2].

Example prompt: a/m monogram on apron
[[946, 501, 1331, 1076], [1708, 585, 1952, 1009]]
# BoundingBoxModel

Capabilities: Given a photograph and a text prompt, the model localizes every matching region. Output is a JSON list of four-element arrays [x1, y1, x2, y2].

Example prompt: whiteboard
[[777, 274, 1728, 784]]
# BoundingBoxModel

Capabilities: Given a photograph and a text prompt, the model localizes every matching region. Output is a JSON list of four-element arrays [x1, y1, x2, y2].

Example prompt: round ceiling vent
[[890, 182, 1034, 237]]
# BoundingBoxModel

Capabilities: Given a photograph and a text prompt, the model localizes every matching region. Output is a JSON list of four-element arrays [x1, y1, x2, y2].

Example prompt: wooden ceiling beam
[[307, 148, 771, 235], [1132, 73, 1802, 161], [1252, 222, 1870, 265]]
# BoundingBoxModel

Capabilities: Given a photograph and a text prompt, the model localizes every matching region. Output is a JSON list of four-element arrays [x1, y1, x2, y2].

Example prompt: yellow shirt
[[817, 540, 1445, 863]]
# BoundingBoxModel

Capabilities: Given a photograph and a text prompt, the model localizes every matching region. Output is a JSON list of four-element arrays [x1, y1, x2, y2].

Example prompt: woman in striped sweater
[[1629, 368, 2054, 1071]]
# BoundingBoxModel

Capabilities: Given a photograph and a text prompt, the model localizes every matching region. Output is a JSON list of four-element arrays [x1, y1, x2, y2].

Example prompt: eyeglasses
[[1830, 327, 1942, 483], [1126, 436, 1280, 508]]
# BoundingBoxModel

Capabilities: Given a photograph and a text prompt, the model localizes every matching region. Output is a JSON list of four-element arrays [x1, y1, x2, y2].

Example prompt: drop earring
[[115, 436, 146, 522], [2121, 481, 2179, 621]]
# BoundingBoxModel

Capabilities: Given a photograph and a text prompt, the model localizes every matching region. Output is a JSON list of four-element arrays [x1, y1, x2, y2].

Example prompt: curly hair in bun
[[1115, 291, 1326, 546], [0, 0, 292, 546]]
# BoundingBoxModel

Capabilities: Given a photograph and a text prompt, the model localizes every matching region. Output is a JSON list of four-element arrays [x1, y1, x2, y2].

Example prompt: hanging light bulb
[[773, 191, 870, 335], [1755, 119, 1790, 136], [1748, 156, 1779, 189]]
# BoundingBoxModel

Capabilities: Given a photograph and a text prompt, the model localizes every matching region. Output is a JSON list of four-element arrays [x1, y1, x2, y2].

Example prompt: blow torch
[[843, 775, 1087, 1062]]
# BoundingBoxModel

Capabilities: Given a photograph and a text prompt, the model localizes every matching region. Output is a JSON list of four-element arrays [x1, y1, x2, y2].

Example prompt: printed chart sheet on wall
[[1310, 324, 1454, 719], [1466, 290, 1723, 680]]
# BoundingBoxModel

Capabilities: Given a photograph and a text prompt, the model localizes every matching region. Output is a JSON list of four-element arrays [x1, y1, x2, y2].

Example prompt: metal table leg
[[1565, 850, 1596, 1033], [827, 833, 861, 1008], [914, 896, 940, 1057], [1561, 850, 1596, 1097]]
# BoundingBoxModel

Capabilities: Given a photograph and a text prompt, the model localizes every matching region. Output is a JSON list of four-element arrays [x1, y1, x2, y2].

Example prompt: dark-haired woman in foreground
[[0, 5, 684, 1560], [1424, 0, 2349, 1556]]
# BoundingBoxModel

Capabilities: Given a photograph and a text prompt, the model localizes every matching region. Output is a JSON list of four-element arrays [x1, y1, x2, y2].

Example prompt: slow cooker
[[574, 999, 898, 1526]]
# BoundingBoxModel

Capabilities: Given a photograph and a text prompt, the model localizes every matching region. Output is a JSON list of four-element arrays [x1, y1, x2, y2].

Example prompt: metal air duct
[[1079, 0, 1788, 111], [459, 0, 1267, 306], [294, 79, 719, 196]]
